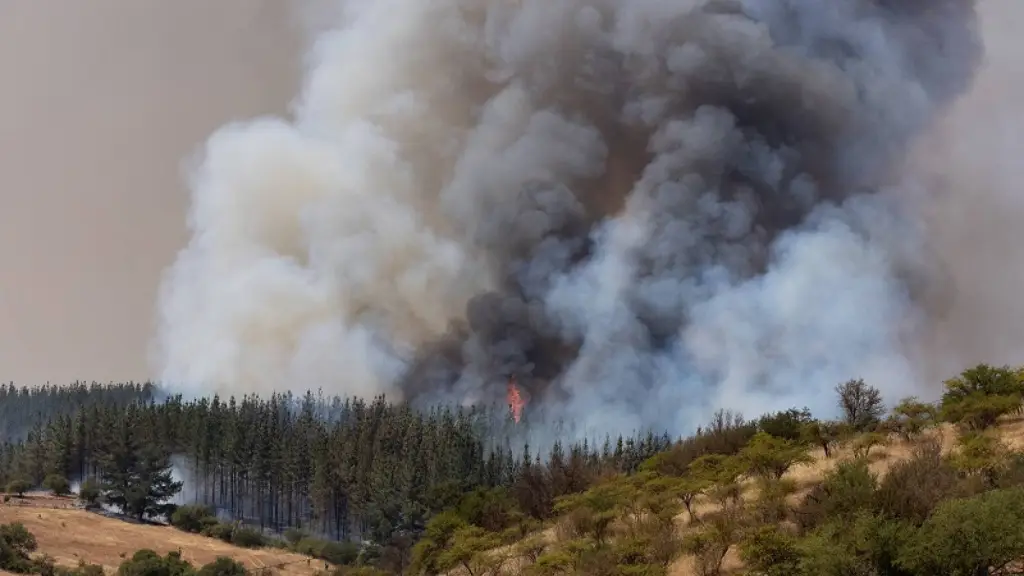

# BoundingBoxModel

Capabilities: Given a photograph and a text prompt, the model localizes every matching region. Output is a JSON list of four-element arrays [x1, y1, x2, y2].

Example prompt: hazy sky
[[0, 1, 303, 384], [0, 1, 1018, 386]]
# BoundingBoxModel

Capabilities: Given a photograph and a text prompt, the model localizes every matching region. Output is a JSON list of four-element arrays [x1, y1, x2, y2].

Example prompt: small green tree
[[0, 522, 38, 573], [835, 379, 885, 432], [738, 432, 814, 480], [800, 420, 842, 459], [898, 487, 1024, 576], [950, 432, 1010, 486], [757, 408, 814, 443], [941, 364, 1023, 430], [171, 505, 218, 534], [196, 557, 247, 576], [739, 525, 801, 576], [408, 511, 469, 575], [889, 397, 937, 441], [116, 549, 195, 576], [42, 474, 70, 497], [78, 478, 102, 507], [437, 526, 506, 576], [4, 479, 31, 498], [554, 482, 630, 545]]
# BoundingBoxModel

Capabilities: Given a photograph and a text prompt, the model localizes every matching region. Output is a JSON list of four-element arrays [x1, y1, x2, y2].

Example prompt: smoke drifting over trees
[[154, 0, 1005, 438]]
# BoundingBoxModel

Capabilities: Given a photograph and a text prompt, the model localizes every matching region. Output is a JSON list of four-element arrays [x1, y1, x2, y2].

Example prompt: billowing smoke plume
[[154, 0, 989, 436]]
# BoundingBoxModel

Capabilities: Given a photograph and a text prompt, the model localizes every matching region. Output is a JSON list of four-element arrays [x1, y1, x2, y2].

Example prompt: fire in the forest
[[507, 376, 526, 424]]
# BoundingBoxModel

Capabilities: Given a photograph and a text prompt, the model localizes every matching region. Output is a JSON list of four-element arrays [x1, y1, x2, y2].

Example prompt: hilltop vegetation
[[2, 364, 1024, 575]]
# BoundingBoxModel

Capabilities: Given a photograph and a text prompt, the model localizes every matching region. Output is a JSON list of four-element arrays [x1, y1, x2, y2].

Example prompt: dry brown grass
[[0, 502, 320, 576]]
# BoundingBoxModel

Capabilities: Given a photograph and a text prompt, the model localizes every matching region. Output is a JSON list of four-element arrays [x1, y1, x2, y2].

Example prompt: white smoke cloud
[[153, 0, 1022, 437]]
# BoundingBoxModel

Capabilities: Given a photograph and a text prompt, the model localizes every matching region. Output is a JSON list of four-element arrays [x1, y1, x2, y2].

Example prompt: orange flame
[[507, 376, 526, 424]]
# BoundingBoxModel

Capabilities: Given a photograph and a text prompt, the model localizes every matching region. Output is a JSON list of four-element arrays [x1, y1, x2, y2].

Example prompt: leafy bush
[[230, 527, 265, 549], [5, 479, 31, 498], [898, 487, 1024, 575], [295, 539, 359, 566], [0, 522, 38, 573], [116, 549, 194, 576], [739, 525, 801, 576], [42, 474, 70, 497], [78, 478, 102, 506], [875, 438, 960, 524], [757, 408, 814, 443], [201, 522, 235, 543], [283, 528, 308, 546], [197, 557, 247, 576], [941, 364, 1024, 430], [171, 505, 219, 534], [796, 457, 877, 532], [62, 560, 106, 576]]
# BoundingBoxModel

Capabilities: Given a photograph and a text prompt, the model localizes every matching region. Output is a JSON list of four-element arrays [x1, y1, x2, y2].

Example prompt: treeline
[[0, 382, 154, 442], [0, 387, 670, 546]]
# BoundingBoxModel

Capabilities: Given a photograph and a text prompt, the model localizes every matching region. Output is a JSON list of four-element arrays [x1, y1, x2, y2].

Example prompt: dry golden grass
[[0, 501, 320, 576]]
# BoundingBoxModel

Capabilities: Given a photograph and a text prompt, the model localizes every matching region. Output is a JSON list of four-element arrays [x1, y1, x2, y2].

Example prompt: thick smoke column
[[154, 0, 984, 436]]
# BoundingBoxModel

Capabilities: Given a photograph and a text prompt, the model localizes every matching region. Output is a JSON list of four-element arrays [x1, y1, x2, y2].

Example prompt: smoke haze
[[146, 0, 1021, 437], [0, 0, 302, 385]]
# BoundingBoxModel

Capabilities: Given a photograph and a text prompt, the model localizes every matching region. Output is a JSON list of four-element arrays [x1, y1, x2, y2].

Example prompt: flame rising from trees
[[507, 376, 526, 424]]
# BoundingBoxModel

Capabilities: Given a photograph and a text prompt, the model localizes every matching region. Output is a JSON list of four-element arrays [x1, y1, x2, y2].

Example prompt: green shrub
[[283, 528, 308, 546], [230, 527, 265, 549], [295, 538, 359, 566], [0, 522, 38, 573], [78, 478, 102, 506], [116, 549, 194, 576], [171, 505, 218, 534], [5, 479, 31, 497], [43, 474, 70, 497], [197, 557, 247, 576], [739, 525, 801, 576], [898, 487, 1024, 575], [795, 457, 877, 531], [201, 523, 235, 543]]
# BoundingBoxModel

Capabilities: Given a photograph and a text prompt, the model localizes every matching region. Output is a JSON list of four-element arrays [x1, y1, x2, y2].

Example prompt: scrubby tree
[[78, 477, 101, 507], [889, 397, 937, 441], [757, 408, 814, 443], [0, 522, 38, 573], [42, 473, 70, 497], [196, 557, 247, 576], [898, 487, 1024, 576], [738, 432, 814, 480], [116, 549, 194, 576], [800, 420, 843, 459], [941, 364, 1024, 430], [739, 525, 801, 576], [4, 479, 31, 498], [835, 379, 885, 432]]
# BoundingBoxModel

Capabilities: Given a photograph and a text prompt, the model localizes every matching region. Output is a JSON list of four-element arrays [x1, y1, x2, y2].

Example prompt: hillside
[[0, 496, 320, 576], [664, 418, 1024, 576], [426, 370, 1024, 576]]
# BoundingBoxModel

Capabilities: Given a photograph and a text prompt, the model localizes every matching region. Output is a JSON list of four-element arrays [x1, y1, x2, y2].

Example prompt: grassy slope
[[0, 498, 321, 576]]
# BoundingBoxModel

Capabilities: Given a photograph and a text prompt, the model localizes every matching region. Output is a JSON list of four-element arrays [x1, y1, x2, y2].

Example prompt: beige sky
[[0, 1, 302, 384], [0, 1, 1018, 386]]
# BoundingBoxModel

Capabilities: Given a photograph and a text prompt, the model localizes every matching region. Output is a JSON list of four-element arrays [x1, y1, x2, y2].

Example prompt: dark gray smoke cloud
[[155, 0, 985, 438]]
